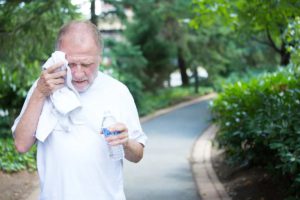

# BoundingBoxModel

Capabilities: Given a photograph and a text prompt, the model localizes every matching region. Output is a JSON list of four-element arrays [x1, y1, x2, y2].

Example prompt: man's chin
[[73, 75, 97, 93], [75, 85, 90, 93]]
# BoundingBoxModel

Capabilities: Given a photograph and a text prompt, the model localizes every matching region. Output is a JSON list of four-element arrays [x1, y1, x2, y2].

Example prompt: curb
[[190, 125, 231, 200]]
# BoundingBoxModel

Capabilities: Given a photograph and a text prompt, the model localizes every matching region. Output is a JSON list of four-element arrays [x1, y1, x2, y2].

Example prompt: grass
[[138, 85, 213, 116]]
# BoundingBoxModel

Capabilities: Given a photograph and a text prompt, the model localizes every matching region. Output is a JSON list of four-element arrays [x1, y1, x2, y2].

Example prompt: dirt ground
[[211, 145, 287, 200], [0, 171, 38, 200]]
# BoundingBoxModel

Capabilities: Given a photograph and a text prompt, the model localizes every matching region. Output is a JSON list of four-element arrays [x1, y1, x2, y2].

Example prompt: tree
[[101, 0, 201, 89], [157, 0, 194, 86], [90, 0, 97, 25], [99, 0, 175, 90], [191, 0, 300, 66]]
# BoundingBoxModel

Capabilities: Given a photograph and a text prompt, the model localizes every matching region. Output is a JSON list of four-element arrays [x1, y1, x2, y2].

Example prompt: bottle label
[[102, 128, 121, 137]]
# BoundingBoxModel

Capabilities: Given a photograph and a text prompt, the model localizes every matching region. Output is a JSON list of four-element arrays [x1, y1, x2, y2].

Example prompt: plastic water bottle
[[101, 111, 124, 161]]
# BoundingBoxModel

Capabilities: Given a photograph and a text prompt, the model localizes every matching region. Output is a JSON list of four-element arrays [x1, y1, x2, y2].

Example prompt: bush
[[211, 64, 300, 196], [213, 67, 275, 92], [0, 138, 36, 172]]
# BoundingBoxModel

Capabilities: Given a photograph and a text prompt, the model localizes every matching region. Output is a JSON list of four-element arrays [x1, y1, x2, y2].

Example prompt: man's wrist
[[123, 139, 130, 149], [33, 87, 47, 101]]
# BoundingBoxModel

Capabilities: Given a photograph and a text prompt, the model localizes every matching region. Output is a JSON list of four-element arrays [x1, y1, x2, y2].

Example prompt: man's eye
[[69, 63, 76, 68], [82, 63, 92, 68]]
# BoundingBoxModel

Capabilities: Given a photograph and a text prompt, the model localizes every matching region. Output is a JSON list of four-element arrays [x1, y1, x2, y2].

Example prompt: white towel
[[36, 51, 82, 142]]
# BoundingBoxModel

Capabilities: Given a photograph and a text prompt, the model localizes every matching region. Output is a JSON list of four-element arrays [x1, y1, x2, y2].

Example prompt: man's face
[[59, 31, 101, 93]]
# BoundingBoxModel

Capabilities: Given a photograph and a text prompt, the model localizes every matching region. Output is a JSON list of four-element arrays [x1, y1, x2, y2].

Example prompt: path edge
[[190, 124, 231, 200]]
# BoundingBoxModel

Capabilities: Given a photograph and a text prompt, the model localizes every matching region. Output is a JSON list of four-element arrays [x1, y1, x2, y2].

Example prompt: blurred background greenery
[[1, 1, 300, 197]]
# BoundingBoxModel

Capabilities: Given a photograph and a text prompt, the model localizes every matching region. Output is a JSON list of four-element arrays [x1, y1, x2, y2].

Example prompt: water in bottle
[[101, 111, 124, 161]]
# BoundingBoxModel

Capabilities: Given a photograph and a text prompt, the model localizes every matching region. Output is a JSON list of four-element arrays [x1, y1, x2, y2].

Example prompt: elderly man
[[12, 20, 147, 200]]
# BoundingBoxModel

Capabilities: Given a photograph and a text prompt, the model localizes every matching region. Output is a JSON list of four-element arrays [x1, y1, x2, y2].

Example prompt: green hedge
[[211, 65, 300, 197]]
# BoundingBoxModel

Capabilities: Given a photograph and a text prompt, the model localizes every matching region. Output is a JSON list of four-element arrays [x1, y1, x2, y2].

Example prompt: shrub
[[0, 138, 36, 173], [211, 64, 300, 196]]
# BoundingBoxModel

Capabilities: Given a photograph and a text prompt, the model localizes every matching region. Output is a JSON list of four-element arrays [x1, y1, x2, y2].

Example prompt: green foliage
[[213, 67, 276, 92], [104, 0, 196, 89], [139, 86, 213, 116], [124, 1, 176, 90], [0, 115, 13, 139], [187, 1, 281, 84], [0, 139, 36, 173], [191, 0, 300, 66], [188, 26, 277, 82], [191, 0, 235, 29], [285, 16, 300, 65], [211, 65, 300, 196], [191, 0, 300, 37]]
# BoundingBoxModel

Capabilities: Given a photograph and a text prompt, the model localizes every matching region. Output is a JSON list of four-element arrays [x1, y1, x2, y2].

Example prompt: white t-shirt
[[12, 71, 147, 200]]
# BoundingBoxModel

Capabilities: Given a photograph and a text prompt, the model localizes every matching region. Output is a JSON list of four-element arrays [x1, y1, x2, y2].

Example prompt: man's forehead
[[66, 55, 99, 63]]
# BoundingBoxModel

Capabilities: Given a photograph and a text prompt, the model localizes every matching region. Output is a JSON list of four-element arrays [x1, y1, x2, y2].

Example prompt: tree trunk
[[90, 0, 97, 25], [280, 43, 291, 66], [193, 67, 199, 93], [266, 28, 291, 66], [177, 47, 189, 86]]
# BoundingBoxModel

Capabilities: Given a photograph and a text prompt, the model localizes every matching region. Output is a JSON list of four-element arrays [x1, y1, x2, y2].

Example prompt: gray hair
[[55, 20, 102, 55]]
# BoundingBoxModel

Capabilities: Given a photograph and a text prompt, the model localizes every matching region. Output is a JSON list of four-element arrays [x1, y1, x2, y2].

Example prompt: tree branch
[[265, 26, 281, 53]]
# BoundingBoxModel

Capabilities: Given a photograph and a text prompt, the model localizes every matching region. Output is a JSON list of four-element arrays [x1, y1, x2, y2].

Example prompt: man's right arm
[[14, 62, 66, 153], [14, 89, 46, 153]]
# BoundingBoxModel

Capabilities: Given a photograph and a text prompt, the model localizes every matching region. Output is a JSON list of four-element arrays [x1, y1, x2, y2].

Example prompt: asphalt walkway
[[124, 93, 229, 200]]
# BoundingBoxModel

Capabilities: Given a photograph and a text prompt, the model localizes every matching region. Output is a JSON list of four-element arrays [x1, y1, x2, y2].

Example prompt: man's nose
[[72, 63, 82, 70], [71, 64, 84, 76]]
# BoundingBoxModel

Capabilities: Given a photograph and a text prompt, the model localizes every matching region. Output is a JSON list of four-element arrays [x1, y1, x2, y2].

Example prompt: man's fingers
[[102, 123, 129, 145], [53, 83, 65, 91], [106, 132, 129, 146], [51, 77, 65, 85], [110, 123, 128, 133], [42, 67, 66, 81], [36, 76, 65, 96], [50, 69, 67, 79], [46, 61, 65, 73]]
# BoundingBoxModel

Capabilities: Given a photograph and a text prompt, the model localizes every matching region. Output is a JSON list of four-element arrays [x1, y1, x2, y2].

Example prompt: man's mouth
[[73, 79, 87, 83], [72, 80, 88, 85]]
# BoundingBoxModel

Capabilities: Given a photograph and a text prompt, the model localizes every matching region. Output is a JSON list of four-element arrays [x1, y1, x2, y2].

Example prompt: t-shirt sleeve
[[11, 81, 38, 136], [119, 87, 147, 147]]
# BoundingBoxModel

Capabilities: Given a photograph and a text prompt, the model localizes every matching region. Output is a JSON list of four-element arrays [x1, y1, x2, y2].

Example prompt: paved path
[[124, 97, 212, 200]]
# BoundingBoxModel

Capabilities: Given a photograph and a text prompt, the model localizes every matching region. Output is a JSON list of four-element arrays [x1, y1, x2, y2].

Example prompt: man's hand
[[101, 123, 144, 163], [37, 62, 67, 97], [103, 123, 129, 147]]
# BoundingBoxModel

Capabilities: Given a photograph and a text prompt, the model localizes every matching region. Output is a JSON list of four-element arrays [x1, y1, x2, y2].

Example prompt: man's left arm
[[113, 86, 147, 163]]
